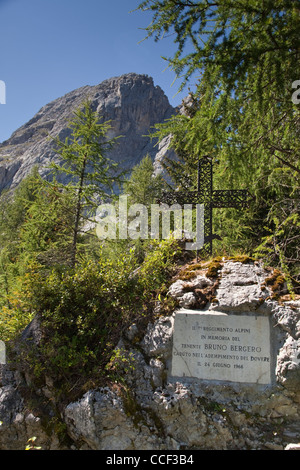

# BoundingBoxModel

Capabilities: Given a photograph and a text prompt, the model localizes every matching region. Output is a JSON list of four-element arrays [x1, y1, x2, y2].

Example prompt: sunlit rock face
[[0, 73, 176, 192]]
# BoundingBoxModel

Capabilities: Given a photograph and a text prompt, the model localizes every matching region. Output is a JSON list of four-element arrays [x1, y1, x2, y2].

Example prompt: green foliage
[[119, 155, 168, 264], [0, 97, 183, 395], [0, 167, 41, 253], [48, 100, 125, 267], [11, 255, 136, 371], [138, 237, 181, 293], [105, 348, 136, 380], [138, 1, 300, 95], [1, 1, 299, 398], [122, 154, 164, 206], [3, 237, 180, 387], [0, 260, 41, 342], [138, 0, 300, 291], [50, 100, 122, 197], [0, 170, 48, 338], [19, 182, 76, 267], [0, 171, 84, 341]]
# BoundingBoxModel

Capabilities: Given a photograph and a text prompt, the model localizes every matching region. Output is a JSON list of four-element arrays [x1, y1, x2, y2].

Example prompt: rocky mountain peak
[[0, 73, 176, 192]]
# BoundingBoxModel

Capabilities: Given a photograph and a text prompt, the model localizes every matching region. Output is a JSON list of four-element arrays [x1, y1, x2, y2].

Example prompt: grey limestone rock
[[1, 260, 300, 450], [64, 387, 166, 450], [211, 260, 271, 312], [141, 315, 174, 359], [0, 73, 176, 192]]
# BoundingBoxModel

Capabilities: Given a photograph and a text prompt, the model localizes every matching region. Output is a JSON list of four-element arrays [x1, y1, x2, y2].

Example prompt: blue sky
[[0, 0, 193, 143]]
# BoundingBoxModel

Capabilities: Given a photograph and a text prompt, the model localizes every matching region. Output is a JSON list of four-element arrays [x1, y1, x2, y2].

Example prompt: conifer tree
[[137, 0, 300, 285], [123, 154, 164, 206], [49, 100, 124, 267]]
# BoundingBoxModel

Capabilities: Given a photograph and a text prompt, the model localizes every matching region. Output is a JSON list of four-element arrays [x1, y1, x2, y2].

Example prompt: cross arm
[[158, 190, 207, 206], [211, 190, 253, 208]]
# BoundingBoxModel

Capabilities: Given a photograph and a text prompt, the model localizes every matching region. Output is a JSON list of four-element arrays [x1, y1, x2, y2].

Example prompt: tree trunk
[[71, 155, 87, 268]]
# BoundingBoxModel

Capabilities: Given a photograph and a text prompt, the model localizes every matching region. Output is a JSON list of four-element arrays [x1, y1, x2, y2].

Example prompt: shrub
[[8, 238, 181, 388]]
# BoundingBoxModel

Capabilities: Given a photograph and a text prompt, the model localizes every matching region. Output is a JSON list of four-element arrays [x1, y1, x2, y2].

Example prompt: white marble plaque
[[171, 310, 271, 384]]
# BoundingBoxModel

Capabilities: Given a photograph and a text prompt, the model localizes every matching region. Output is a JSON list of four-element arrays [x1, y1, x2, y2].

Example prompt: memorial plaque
[[171, 310, 271, 384]]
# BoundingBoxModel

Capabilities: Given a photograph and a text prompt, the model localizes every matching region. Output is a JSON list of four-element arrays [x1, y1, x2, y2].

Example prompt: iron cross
[[158, 156, 252, 256]]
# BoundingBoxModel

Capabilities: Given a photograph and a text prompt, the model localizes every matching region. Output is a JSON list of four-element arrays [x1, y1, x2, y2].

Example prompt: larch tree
[[137, 0, 300, 287], [49, 100, 124, 267]]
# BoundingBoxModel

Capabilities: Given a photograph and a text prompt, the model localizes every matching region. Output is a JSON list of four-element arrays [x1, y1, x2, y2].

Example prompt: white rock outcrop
[[0, 260, 299, 450]]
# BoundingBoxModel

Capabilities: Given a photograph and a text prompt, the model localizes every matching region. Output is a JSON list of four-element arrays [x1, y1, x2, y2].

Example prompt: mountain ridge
[[0, 73, 176, 192]]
